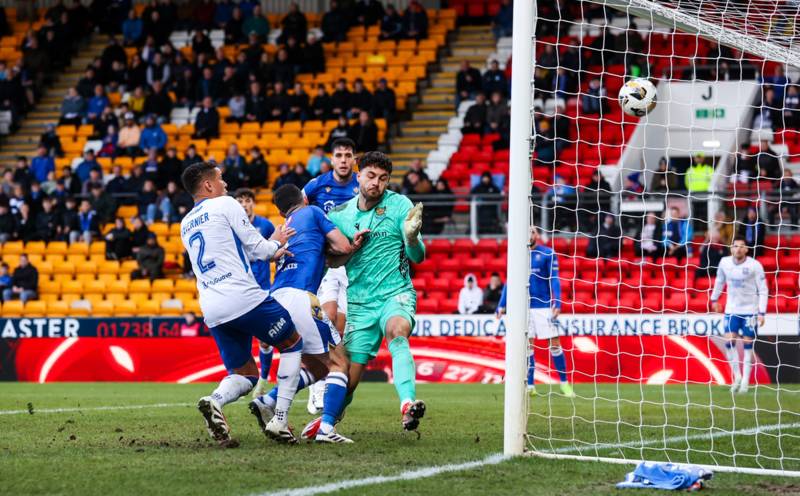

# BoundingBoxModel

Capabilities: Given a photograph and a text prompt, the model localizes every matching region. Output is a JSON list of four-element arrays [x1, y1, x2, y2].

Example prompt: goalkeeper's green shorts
[[343, 291, 417, 365]]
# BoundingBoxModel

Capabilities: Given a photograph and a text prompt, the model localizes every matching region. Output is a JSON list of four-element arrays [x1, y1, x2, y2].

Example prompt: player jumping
[[248, 184, 364, 443], [232, 188, 279, 399], [711, 236, 768, 394], [302, 151, 427, 441], [302, 137, 359, 413], [180, 162, 301, 446], [497, 226, 574, 398]]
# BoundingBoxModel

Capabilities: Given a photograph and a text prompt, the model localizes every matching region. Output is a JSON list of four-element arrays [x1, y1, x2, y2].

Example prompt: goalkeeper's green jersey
[[327, 190, 424, 304]]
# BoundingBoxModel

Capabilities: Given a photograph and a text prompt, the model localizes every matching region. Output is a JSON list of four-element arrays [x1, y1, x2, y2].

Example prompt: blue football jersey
[[272, 206, 337, 293], [250, 215, 275, 290], [303, 171, 359, 213], [498, 245, 561, 310]]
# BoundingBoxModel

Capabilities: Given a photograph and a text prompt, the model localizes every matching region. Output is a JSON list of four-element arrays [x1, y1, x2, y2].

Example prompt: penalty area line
[[0, 402, 193, 416], [255, 453, 508, 496]]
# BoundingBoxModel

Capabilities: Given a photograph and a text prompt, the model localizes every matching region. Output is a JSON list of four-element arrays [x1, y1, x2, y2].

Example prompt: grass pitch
[[2, 383, 800, 495]]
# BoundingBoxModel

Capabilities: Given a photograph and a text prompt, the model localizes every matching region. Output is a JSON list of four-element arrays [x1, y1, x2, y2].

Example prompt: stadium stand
[[0, 1, 457, 318]]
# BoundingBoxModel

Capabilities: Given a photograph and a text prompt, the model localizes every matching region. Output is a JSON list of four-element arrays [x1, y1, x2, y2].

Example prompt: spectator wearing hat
[[118, 112, 141, 156]]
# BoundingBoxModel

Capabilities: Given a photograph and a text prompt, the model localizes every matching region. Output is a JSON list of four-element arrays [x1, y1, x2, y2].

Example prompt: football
[[618, 78, 658, 116]]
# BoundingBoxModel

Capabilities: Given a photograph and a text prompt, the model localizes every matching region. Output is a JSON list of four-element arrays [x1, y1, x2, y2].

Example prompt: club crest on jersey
[[376, 207, 386, 216], [352, 187, 358, 194], [325, 186, 332, 192], [743, 268, 750, 275]]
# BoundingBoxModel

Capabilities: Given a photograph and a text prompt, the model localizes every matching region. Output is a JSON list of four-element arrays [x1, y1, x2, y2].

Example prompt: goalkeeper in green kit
[[301, 151, 426, 443]]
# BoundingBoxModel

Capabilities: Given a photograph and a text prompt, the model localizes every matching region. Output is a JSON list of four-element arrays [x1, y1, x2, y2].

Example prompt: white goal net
[[504, 0, 800, 476]]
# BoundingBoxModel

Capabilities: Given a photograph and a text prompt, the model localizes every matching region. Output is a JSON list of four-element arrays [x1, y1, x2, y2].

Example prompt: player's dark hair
[[733, 235, 748, 244], [181, 161, 218, 196], [273, 184, 304, 215], [233, 187, 255, 201], [359, 151, 392, 175], [331, 137, 356, 154]]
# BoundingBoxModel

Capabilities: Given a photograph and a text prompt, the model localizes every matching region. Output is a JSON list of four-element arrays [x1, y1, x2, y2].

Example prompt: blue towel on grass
[[616, 462, 712, 490]]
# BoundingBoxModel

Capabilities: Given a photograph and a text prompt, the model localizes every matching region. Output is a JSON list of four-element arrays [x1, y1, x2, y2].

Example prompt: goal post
[[504, 0, 800, 475], [503, 0, 535, 457]]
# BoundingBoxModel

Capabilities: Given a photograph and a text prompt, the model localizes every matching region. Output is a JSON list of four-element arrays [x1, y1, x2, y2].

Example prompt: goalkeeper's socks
[[388, 336, 416, 404], [320, 372, 348, 434], [261, 368, 315, 409], [527, 353, 535, 386], [741, 342, 754, 387], [551, 347, 568, 383], [211, 374, 256, 406], [274, 339, 303, 418], [725, 341, 741, 380], [258, 345, 274, 380]]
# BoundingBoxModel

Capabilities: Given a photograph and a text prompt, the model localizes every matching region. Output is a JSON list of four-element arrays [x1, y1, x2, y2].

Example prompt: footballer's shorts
[[724, 314, 758, 339], [343, 291, 417, 365], [528, 308, 559, 340], [271, 287, 341, 355], [318, 266, 348, 314], [210, 297, 296, 372]]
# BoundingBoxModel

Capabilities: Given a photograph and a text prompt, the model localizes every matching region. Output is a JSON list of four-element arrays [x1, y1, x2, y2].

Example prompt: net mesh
[[522, 0, 800, 474]]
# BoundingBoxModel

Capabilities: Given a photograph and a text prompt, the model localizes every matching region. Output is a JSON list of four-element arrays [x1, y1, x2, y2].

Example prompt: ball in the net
[[618, 78, 657, 117]]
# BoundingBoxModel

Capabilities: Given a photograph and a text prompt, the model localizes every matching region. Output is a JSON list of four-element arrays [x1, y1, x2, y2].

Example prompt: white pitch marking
[[0, 402, 193, 416], [255, 453, 509, 496]]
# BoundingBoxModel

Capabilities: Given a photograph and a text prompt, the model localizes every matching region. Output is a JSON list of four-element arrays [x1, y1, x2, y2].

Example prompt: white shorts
[[528, 308, 558, 340], [317, 266, 348, 314], [271, 287, 341, 355]]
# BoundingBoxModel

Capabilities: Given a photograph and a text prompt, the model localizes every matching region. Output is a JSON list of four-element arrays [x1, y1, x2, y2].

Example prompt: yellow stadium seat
[[36, 261, 53, 276], [61, 280, 83, 295], [174, 291, 195, 303], [53, 261, 78, 278], [151, 279, 174, 292], [150, 223, 169, 236], [76, 125, 94, 137], [25, 241, 45, 254], [2, 240, 23, 255], [75, 273, 96, 284], [89, 241, 105, 255], [66, 254, 87, 265], [68, 302, 91, 317], [83, 280, 106, 295], [40, 293, 60, 304], [138, 299, 160, 315], [240, 122, 260, 135], [160, 304, 182, 317], [129, 279, 151, 294], [185, 299, 201, 315], [1, 300, 23, 317], [91, 300, 114, 317], [129, 293, 150, 306], [68, 242, 89, 256], [97, 273, 120, 284], [24, 300, 46, 317], [46, 300, 69, 318], [106, 279, 128, 294], [39, 280, 60, 294], [113, 300, 137, 317], [84, 294, 105, 307], [56, 125, 76, 138], [120, 260, 138, 273], [89, 254, 106, 264], [151, 292, 171, 302], [117, 205, 138, 219], [76, 262, 98, 275], [44, 254, 64, 264], [106, 293, 127, 305], [52, 273, 74, 284], [98, 261, 120, 275], [261, 121, 281, 134]]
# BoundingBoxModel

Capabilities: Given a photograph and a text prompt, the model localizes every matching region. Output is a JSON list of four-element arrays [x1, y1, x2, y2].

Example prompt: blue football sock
[[259, 345, 274, 380], [527, 353, 535, 386], [551, 347, 568, 383], [320, 371, 348, 433]]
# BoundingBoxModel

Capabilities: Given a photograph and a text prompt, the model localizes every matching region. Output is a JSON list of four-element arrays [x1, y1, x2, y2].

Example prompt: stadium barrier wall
[[1, 315, 796, 383]]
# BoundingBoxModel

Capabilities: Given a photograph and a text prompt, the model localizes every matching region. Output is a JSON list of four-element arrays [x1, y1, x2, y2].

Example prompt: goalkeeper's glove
[[403, 202, 424, 244]]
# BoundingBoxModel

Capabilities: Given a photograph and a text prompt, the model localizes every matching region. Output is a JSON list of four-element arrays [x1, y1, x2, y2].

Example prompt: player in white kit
[[711, 236, 769, 394], [180, 162, 302, 445]]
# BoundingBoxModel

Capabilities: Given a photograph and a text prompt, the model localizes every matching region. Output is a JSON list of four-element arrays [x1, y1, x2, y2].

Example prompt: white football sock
[[274, 348, 302, 424], [741, 348, 753, 388], [725, 343, 740, 380], [211, 374, 254, 407]]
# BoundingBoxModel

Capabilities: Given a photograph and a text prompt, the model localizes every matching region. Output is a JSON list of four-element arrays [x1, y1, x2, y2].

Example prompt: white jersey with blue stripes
[[180, 195, 281, 327]]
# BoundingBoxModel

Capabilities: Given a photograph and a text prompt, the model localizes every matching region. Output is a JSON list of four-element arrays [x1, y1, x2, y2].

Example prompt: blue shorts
[[210, 297, 296, 371], [724, 314, 757, 339]]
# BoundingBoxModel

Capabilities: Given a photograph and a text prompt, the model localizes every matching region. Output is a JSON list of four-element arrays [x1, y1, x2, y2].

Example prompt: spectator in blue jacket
[[492, 0, 513, 39], [139, 115, 167, 152], [663, 206, 692, 261], [75, 149, 102, 183], [30, 145, 55, 183], [86, 84, 109, 122], [122, 9, 143, 46]]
